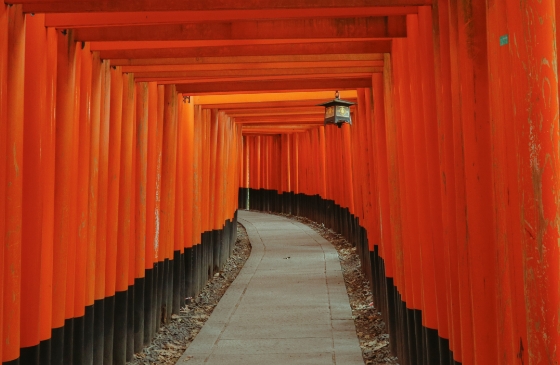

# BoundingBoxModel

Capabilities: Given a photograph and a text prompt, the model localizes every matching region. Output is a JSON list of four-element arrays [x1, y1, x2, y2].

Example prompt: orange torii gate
[[1, 1, 560, 365]]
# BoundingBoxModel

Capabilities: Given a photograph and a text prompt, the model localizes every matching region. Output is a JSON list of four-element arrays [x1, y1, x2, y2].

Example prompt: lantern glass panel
[[325, 106, 335, 119], [336, 106, 350, 118]]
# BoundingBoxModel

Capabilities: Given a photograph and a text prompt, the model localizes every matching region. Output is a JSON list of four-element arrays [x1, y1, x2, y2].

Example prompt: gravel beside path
[[127, 223, 251, 365]]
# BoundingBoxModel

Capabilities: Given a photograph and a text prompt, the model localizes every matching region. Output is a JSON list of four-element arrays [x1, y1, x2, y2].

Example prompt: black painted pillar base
[[103, 295, 115, 365], [84, 304, 94, 365], [143, 268, 154, 346], [113, 290, 127, 365], [63, 318, 74, 365], [19, 345, 39, 365], [39, 338, 51, 365], [72, 315, 84, 365], [133, 278, 145, 354], [126, 284, 135, 361], [93, 299, 104, 365]]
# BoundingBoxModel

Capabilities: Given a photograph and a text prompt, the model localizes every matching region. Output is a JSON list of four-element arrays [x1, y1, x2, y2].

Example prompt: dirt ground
[[128, 214, 399, 365]]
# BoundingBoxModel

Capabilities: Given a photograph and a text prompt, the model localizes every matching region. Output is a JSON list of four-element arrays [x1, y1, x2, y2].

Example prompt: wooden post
[[134, 82, 149, 352], [93, 59, 111, 365], [104, 64, 124, 365], [144, 81, 158, 344], [173, 95, 185, 315], [454, 2, 499, 363], [160, 84, 178, 323], [85, 50, 103, 365], [73, 40, 92, 365], [182, 98, 194, 297], [21, 12, 46, 365], [51, 27, 77, 365], [114, 72, 134, 365]]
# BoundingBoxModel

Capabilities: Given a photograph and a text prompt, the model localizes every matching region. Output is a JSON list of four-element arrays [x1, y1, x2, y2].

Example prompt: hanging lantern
[[318, 91, 355, 128]]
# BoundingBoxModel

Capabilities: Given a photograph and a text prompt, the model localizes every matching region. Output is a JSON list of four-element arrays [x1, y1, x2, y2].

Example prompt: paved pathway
[[177, 211, 363, 365]]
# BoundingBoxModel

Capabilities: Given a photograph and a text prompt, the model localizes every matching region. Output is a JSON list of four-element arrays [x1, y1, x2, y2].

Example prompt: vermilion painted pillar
[[85, 51, 102, 365], [265, 135, 270, 194], [223, 116, 233, 251], [127, 83, 138, 361], [173, 96, 185, 317], [234, 124, 242, 213], [503, 1, 559, 362], [390, 42, 407, 302], [39, 26, 58, 365], [73, 41, 92, 365], [192, 105, 202, 295], [3, 6, 24, 364], [261, 137, 267, 193], [256, 136, 261, 192], [407, 16, 439, 346], [418, 7, 450, 345], [489, 4, 533, 365], [182, 99, 194, 297], [394, 38, 423, 363], [362, 90, 381, 249], [104, 65, 124, 365], [212, 112, 224, 270], [63, 41, 82, 364], [226, 116, 233, 238], [431, 1, 462, 359], [270, 136, 277, 193], [446, 1, 473, 362], [332, 127, 343, 207], [114, 72, 134, 365], [455, 2, 499, 364], [144, 81, 158, 344], [291, 134, 299, 195], [268, 136, 273, 194], [263, 136, 269, 193], [3, 9, 25, 365], [485, 3, 518, 365], [153, 85, 164, 333], [242, 134, 248, 191], [381, 58, 405, 357], [134, 82, 148, 352], [351, 96, 366, 238], [276, 135, 282, 194], [324, 127, 334, 204], [225, 120, 236, 219], [242, 136, 249, 195], [382, 54, 405, 297], [208, 109, 218, 244], [200, 109, 210, 278], [51, 28, 77, 365], [302, 132, 312, 198], [341, 124, 354, 215], [354, 93, 369, 238], [92, 61, 111, 365], [21, 12, 47, 365], [280, 134, 289, 195], [372, 74, 394, 279], [160, 84, 178, 323], [349, 104, 364, 229], [220, 115, 230, 255], [93, 59, 110, 365], [0, 4, 7, 364]]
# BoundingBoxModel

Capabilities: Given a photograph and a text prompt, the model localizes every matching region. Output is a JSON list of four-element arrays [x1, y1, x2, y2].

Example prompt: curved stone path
[[177, 211, 363, 365]]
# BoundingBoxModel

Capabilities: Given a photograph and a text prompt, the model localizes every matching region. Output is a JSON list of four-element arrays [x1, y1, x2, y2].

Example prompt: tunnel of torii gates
[[0, 1, 559, 365]]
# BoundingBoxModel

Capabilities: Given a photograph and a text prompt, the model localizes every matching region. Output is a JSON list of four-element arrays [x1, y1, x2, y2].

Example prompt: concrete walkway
[[177, 211, 364, 365]]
